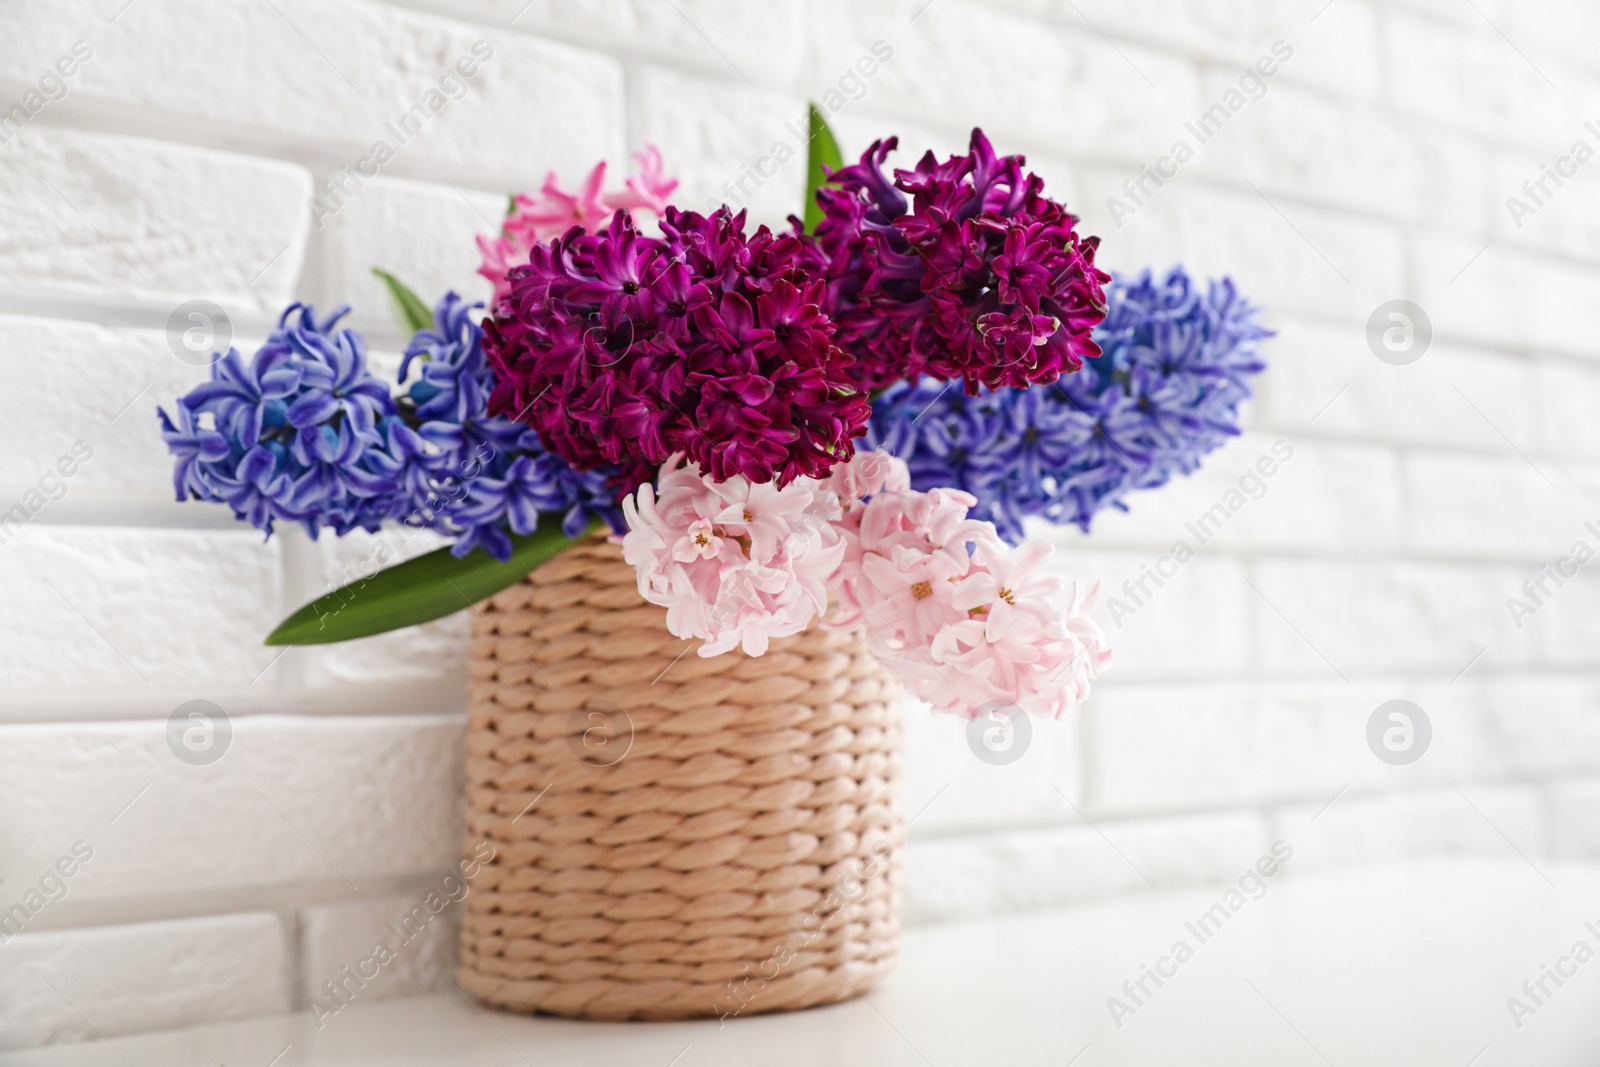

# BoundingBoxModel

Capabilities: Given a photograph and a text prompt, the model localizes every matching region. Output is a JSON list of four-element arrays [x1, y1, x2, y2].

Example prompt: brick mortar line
[[377, 0, 801, 90], [15, 776, 1583, 939], [908, 777, 1584, 846], [6, 871, 447, 939], [1261, 308, 1600, 368], [8, 5, 1596, 195], [13, 111, 1600, 343], [15, 57, 1600, 276], [6, 663, 1600, 727], [7, 518, 1600, 569]]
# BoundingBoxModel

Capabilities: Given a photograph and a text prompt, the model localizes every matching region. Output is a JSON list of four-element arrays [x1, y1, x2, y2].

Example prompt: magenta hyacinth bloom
[[802, 128, 1111, 395], [483, 207, 871, 489]]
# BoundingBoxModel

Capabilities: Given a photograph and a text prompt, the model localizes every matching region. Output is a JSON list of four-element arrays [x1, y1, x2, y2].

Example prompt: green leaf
[[265, 515, 593, 645], [802, 102, 844, 235], [371, 267, 434, 336]]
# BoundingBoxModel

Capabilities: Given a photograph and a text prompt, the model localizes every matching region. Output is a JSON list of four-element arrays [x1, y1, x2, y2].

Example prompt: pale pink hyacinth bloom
[[620, 456, 843, 658], [822, 448, 909, 503], [858, 547, 968, 654], [829, 478, 998, 632], [476, 146, 680, 303], [817, 451, 1111, 719], [619, 449, 1111, 717], [820, 450, 910, 625], [604, 145, 678, 215], [933, 540, 1112, 718], [952, 539, 1066, 641]]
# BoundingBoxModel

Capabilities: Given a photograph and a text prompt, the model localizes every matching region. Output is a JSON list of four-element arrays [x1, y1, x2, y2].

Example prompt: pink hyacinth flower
[[619, 455, 843, 658], [477, 147, 679, 304], [618, 448, 1112, 718], [522, 160, 613, 234], [813, 450, 1110, 720], [604, 145, 679, 216], [858, 546, 969, 657], [951, 539, 1068, 642]]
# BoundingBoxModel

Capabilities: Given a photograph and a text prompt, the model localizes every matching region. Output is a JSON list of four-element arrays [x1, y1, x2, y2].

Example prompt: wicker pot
[[457, 533, 904, 1020]]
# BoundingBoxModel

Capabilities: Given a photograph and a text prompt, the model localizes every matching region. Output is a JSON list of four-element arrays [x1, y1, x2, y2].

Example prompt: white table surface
[[7, 859, 1599, 1066]]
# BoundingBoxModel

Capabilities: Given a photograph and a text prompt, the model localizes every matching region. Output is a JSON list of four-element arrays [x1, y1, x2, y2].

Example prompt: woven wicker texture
[[458, 534, 904, 1020]]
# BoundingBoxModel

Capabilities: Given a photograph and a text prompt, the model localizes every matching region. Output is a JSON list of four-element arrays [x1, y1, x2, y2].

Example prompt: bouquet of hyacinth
[[159, 108, 1268, 720]]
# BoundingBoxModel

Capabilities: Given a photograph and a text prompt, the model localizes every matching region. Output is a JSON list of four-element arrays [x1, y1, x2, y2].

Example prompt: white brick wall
[[4, 0, 1599, 1050], [0, 914, 291, 1049], [318, 176, 505, 344], [0, 127, 309, 315]]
